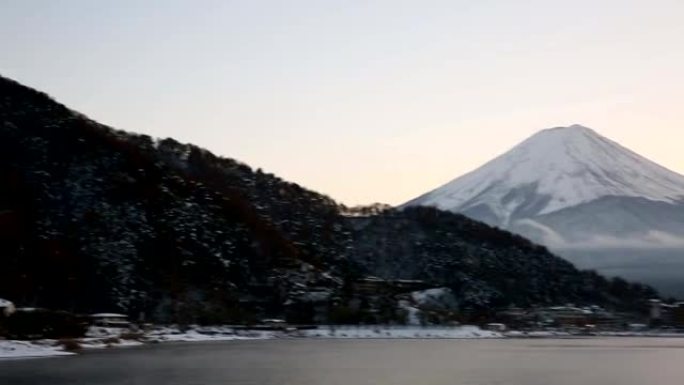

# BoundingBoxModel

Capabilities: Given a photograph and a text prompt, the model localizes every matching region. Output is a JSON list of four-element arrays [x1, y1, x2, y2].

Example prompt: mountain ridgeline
[[404, 125, 684, 296], [0, 75, 351, 323], [0, 75, 657, 323], [404, 125, 684, 247]]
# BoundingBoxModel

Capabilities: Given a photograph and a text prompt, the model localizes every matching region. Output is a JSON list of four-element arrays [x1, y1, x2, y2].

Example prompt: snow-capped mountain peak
[[405, 125, 684, 227]]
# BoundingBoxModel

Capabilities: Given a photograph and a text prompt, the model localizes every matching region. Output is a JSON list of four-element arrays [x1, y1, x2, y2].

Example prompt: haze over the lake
[[2, 0, 683, 205]]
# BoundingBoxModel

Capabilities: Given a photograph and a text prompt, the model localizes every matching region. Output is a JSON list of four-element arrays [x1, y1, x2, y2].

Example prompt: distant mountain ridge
[[404, 125, 684, 248], [405, 125, 684, 296]]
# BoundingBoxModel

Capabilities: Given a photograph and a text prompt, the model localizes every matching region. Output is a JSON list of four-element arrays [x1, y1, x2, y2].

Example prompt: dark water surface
[[3, 338, 684, 385]]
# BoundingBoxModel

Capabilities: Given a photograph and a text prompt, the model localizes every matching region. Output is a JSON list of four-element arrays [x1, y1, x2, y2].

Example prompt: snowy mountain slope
[[404, 125, 684, 244], [405, 125, 684, 295], [515, 196, 684, 247]]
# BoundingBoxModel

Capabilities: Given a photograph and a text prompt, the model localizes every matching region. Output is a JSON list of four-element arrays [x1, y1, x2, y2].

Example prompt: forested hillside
[[0, 75, 657, 323], [0, 75, 351, 323], [350, 207, 657, 312]]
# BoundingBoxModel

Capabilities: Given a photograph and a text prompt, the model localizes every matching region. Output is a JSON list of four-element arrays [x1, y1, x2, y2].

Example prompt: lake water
[[3, 338, 684, 385]]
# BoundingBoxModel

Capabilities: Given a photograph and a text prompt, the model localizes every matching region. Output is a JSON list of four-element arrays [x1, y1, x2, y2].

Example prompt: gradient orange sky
[[2, 1, 683, 205]]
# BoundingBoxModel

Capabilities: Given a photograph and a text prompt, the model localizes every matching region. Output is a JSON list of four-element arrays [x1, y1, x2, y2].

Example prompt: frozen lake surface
[[3, 338, 684, 385]]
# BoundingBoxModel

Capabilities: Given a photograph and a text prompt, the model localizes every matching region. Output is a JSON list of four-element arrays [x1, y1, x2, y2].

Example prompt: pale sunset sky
[[2, 0, 683, 205]]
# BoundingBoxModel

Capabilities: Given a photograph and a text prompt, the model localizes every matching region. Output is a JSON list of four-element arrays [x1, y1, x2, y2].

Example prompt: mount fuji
[[404, 125, 684, 295]]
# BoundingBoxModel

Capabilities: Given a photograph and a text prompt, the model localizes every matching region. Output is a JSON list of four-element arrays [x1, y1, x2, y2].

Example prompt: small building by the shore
[[353, 276, 426, 296], [647, 300, 684, 327], [484, 323, 507, 332], [90, 313, 131, 328]]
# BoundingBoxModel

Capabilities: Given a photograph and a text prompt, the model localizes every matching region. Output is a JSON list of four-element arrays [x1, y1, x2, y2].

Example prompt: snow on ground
[[8, 325, 684, 360], [400, 303, 422, 326], [86, 326, 128, 338], [296, 325, 502, 339], [398, 287, 460, 326], [411, 288, 459, 310], [144, 326, 276, 343], [597, 331, 684, 338], [1, 325, 271, 359], [89, 324, 505, 342], [80, 326, 145, 349], [79, 338, 144, 350], [504, 330, 572, 338], [0, 340, 74, 359]]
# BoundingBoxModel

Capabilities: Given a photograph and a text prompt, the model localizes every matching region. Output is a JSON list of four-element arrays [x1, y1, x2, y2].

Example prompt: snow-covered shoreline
[[294, 325, 502, 339], [0, 340, 75, 359], [0, 326, 276, 359], [4, 325, 684, 359], [0, 325, 500, 359], [143, 326, 277, 343]]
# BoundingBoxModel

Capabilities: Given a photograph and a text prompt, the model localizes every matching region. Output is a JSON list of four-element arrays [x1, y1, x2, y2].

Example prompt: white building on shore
[[89, 313, 131, 328]]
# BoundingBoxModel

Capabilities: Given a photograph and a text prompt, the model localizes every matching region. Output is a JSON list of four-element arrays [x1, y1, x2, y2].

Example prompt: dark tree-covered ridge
[[0, 75, 657, 323]]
